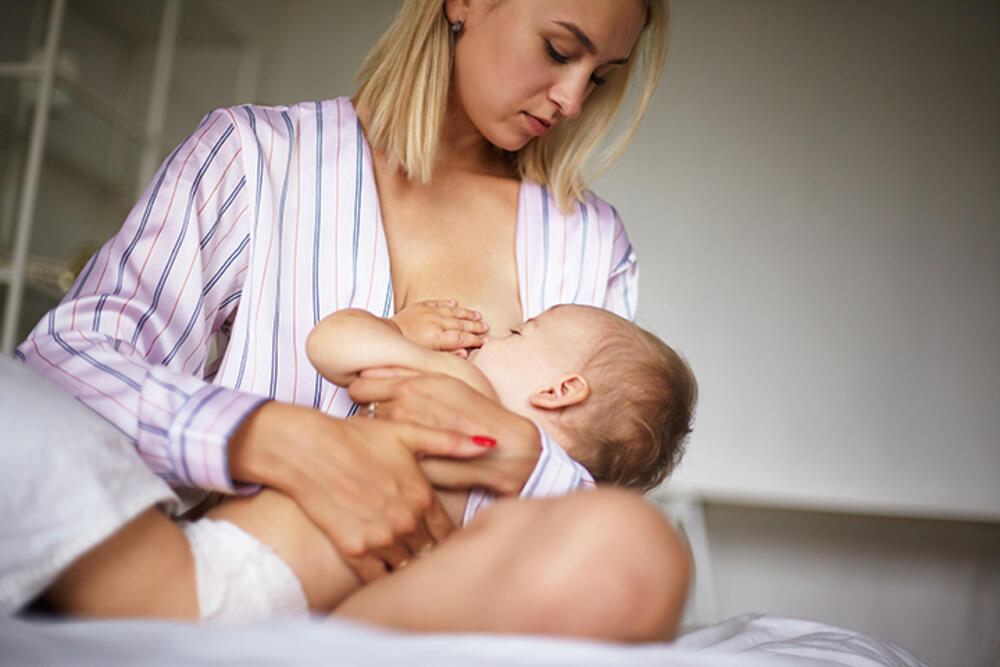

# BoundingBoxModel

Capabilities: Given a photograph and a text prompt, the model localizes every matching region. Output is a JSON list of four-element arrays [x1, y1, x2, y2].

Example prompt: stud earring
[[451, 19, 464, 33]]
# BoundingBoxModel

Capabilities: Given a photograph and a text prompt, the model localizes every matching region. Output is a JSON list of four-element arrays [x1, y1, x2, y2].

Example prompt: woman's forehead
[[494, 0, 646, 55]]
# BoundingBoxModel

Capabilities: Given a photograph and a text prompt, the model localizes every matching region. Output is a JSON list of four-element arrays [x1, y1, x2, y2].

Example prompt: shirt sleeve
[[462, 426, 596, 525], [16, 108, 265, 494], [602, 206, 639, 322]]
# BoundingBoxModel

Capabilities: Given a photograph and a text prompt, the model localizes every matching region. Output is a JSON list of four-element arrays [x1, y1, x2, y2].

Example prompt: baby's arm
[[307, 309, 496, 400]]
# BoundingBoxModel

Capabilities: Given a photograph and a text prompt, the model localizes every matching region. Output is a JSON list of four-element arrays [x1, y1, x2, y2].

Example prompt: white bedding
[[0, 357, 926, 666], [0, 613, 925, 666]]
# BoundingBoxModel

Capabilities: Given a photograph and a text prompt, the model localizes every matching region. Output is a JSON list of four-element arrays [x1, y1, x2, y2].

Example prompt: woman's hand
[[392, 300, 488, 357], [227, 401, 518, 583], [348, 370, 542, 494]]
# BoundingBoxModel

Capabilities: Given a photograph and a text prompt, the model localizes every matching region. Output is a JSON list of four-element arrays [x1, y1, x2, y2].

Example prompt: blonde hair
[[566, 311, 697, 493], [354, 0, 670, 212]]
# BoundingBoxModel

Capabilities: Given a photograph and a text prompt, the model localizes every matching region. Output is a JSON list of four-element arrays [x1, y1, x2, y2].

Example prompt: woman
[[19, 0, 688, 639]]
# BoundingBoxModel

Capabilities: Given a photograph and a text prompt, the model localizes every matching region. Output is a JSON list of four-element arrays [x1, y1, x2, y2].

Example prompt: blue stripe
[[540, 186, 550, 312], [14, 349, 25, 361], [611, 243, 634, 273], [94, 295, 108, 330], [146, 373, 190, 398], [572, 201, 589, 302], [199, 176, 246, 249], [234, 105, 264, 391], [347, 402, 360, 417], [381, 281, 393, 318], [96, 141, 184, 328], [312, 101, 324, 409], [179, 386, 224, 484], [268, 111, 295, 399], [204, 234, 250, 295], [52, 332, 141, 392], [71, 247, 100, 299], [218, 290, 241, 311], [131, 125, 235, 348], [138, 421, 169, 437], [351, 118, 363, 304], [162, 293, 205, 366]]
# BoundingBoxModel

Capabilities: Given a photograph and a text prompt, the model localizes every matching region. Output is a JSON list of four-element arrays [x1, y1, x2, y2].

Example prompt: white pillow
[[0, 356, 178, 614]]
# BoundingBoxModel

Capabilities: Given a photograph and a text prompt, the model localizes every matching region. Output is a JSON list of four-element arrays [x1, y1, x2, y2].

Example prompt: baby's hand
[[392, 300, 488, 357]]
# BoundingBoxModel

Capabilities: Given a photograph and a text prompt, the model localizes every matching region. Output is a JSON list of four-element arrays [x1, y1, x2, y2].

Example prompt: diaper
[[180, 518, 308, 625]]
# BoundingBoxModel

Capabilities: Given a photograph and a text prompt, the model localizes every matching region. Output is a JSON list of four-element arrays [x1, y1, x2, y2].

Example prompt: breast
[[378, 167, 525, 335]]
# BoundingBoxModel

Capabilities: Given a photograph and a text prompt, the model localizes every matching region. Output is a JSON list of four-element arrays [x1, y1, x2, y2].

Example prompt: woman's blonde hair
[[354, 0, 670, 212]]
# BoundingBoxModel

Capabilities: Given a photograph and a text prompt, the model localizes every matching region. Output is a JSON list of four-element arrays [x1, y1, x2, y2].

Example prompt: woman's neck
[[437, 100, 507, 176]]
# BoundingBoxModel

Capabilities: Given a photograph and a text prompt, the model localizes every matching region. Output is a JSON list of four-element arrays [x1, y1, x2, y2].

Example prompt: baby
[[308, 303, 696, 498], [51, 303, 696, 624]]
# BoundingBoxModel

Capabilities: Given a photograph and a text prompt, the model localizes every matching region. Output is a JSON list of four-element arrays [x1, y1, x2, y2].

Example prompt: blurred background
[[0, 1, 997, 664]]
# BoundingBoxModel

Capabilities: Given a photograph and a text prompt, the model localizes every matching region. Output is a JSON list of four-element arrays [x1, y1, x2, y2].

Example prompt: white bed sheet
[[0, 613, 926, 666], [0, 360, 927, 666]]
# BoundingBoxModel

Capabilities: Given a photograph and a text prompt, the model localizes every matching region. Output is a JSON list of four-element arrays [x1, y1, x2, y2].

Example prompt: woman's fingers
[[227, 402, 466, 584], [342, 554, 388, 584], [385, 418, 498, 459], [419, 458, 524, 496], [348, 372, 542, 491]]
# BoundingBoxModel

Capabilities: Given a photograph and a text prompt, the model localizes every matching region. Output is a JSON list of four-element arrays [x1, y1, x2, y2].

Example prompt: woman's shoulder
[[200, 97, 360, 137], [520, 180, 626, 231]]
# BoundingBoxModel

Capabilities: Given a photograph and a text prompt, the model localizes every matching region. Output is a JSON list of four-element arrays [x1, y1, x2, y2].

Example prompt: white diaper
[[180, 518, 308, 625]]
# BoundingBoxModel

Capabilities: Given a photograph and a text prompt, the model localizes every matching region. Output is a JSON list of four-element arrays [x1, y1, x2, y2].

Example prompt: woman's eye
[[544, 40, 569, 64], [546, 39, 605, 86]]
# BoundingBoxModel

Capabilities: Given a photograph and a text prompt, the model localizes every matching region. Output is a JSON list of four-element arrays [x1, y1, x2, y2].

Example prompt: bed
[[1, 612, 925, 666], [0, 357, 926, 666]]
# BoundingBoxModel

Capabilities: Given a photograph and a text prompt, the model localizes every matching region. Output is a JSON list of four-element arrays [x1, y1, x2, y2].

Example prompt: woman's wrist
[[227, 400, 292, 488]]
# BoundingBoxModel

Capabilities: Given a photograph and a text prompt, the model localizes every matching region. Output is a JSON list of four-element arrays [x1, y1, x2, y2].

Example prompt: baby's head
[[470, 305, 697, 492]]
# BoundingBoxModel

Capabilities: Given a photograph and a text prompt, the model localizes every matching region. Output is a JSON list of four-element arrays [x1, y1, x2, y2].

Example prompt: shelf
[[0, 253, 70, 300], [0, 63, 42, 79], [53, 72, 146, 143]]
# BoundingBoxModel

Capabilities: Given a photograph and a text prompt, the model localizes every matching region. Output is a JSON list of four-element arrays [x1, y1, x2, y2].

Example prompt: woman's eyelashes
[[544, 40, 607, 86], [544, 39, 569, 64]]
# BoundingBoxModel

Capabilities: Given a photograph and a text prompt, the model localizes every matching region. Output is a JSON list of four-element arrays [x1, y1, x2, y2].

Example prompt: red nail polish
[[471, 435, 497, 448]]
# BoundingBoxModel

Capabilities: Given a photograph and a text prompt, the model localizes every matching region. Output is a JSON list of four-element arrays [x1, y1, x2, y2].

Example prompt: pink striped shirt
[[17, 98, 638, 498]]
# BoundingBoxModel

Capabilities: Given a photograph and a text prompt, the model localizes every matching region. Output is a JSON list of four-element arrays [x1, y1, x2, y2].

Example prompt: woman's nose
[[550, 74, 589, 120], [549, 68, 590, 118]]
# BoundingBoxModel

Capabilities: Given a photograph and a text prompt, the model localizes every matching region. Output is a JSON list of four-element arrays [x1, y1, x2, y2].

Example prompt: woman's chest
[[378, 174, 525, 333]]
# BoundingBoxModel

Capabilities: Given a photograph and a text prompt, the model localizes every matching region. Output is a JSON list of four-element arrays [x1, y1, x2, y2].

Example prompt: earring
[[451, 19, 464, 33]]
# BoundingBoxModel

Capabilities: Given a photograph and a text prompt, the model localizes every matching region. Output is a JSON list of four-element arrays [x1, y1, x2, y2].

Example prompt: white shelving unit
[[0, 0, 261, 355]]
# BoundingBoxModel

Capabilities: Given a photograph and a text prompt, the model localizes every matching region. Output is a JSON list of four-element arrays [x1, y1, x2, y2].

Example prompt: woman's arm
[[16, 108, 262, 493]]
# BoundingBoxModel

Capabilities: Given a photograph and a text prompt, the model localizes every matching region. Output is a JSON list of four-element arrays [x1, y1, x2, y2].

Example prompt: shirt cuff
[[138, 366, 267, 493]]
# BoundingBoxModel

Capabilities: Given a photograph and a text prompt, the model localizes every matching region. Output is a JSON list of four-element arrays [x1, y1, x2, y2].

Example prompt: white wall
[[595, 0, 1000, 519]]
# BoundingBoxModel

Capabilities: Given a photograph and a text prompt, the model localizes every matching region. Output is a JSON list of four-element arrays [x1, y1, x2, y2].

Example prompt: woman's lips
[[524, 112, 552, 136]]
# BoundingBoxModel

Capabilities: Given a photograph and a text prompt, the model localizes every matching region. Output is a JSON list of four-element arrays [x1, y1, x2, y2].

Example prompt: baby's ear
[[530, 374, 590, 410]]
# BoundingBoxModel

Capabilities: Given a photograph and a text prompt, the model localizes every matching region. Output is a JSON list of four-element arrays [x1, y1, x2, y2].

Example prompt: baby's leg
[[334, 488, 691, 642], [45, 490, 362, 620], [203, 489, 360, 612], [45, 484, 471, 621]]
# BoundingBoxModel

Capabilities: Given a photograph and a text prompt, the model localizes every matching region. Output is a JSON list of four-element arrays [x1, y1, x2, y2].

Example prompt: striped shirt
[[17, 97, 638, 501]]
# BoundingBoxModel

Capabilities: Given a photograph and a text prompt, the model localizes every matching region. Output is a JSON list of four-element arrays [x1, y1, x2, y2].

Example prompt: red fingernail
[[471, 435, 497, 448]]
